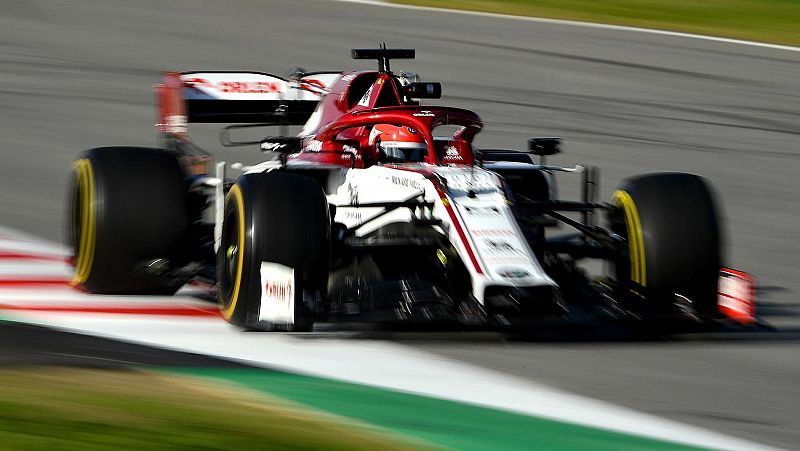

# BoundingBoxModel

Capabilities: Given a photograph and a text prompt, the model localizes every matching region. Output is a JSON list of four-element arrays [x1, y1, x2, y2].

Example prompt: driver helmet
[[369, 124, 427, 163]]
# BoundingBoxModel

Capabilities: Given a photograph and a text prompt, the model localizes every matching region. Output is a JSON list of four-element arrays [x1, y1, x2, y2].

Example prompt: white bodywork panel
[[328, 163, 557, 305]]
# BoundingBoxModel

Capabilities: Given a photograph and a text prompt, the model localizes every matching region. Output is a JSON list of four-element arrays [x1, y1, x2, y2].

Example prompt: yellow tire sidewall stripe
[[221, 184, 246, 320], [70, 159, 96, 286], [612, 190, 646, 286]]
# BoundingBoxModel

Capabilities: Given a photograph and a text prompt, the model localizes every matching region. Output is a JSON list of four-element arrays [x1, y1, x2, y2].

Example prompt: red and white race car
[[68, 47, 756, 331]]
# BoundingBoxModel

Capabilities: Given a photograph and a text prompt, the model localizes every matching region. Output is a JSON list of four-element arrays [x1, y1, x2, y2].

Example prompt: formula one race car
[[68, 47, 756, 331]]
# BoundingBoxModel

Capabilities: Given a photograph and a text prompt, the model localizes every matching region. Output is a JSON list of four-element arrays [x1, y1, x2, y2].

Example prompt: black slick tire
[[217, 172, 330, 331], [611, 173, 722, 314], [69, 147, 188, 294]]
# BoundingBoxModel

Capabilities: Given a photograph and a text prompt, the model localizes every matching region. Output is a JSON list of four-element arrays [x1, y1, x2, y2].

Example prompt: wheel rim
[[70, 159, 96, 286], [221, 210, 239, 301], [611, 189, 646, 287], [71, 173, 83, 257], [219, 185, 246, 320]]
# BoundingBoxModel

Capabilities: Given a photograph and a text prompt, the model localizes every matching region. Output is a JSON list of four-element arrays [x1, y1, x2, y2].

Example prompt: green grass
[[391, 0, 800, 46], [180, 367, 708, 451], [0, 367, 423, 451]]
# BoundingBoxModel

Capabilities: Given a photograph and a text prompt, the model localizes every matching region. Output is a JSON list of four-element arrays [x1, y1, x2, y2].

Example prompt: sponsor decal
[[442, 172, 496, 192], [443, 146, 464, 160], [358, 85, 374, 107], [368, 127, 382, 145], [165, 115, 187, 134], [299, 78, 327, 91], [412, 110, 435, 117], [185, 78, 282, 94], [463, 206, 501, 218], [471, 229, 515, 237], [496, 267, 531, 280], [182, 77, 208, 87], [390, 175, 422, 190], [342, 209, 362, 222], [436, 249, 448, 266], [264, 280, 292, 303], [261, 141, 288, 152], [306, 139, 322, 152], [348, 183, 359, 204], [258, 262, 295, 324], [484, 256, 530, 264], [482, 239, 523, 256]]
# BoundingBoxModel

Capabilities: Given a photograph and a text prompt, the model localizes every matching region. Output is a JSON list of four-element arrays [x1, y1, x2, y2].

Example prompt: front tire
[[217, 172, 330, 330], [611, 173, 722, 314]]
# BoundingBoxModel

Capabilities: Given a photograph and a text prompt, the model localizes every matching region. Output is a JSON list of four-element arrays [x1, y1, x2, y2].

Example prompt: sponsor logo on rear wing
[[180, 72, 339, 101], [155, 71, 341, 132]]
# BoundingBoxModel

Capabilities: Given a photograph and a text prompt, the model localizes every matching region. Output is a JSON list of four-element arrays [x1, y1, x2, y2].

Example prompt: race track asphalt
[[0, 322, 248, 368], [1, 0, 799, 448]]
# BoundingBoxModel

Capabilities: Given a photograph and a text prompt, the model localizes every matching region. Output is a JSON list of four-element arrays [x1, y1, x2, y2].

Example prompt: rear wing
[[155, 71, 341, 138]]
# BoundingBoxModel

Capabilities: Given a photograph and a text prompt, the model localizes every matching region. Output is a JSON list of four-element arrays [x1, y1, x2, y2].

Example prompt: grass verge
[[0, 367, 423, 450], [390, 0, 800, 47]]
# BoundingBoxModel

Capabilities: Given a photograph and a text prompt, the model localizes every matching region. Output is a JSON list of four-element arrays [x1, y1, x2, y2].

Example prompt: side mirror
[[403, 82, 442, 99], [528, 137, 561, 156]]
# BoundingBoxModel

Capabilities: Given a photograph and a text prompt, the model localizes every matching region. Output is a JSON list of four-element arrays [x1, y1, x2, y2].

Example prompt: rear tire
[[217, 172, 330, 330], [611, 173, 722, 314], [69, 147, 188, 294]]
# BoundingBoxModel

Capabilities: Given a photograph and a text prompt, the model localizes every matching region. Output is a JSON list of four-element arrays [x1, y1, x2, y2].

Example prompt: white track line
[[0, 239, 68, 257], [334, 0, 800, 53], [0, 261, 71, 277], [0, 225, 68, 256]]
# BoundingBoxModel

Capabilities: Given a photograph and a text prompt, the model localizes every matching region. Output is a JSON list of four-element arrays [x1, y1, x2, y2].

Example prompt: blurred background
[[1, 0, 799, 449]]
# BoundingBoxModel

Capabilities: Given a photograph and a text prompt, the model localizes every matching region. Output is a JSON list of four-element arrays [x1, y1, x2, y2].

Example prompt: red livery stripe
[[434, 186, 484, 274], [378, 165, 485, 274], [0, 278, 69, 287], [0, 251, 69, 263], [0, 304, 220, 317]]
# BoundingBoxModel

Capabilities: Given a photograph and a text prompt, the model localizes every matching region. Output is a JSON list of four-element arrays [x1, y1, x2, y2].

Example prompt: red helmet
[[369, 124, 427, 163]]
